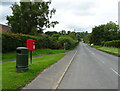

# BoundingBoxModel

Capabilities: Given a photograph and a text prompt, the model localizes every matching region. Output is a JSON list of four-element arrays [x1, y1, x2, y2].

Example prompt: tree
[[7, 0, 58, 34], [69, 32, 77, 40], [67, 31, 71, 35], [59, 30, 66, 35], [76, 31, 88, 41], [45, 31, 58, 36], [83, 33, 91, 43], [104, 21, 118, 40], [90, 25, 105, 45], [89, 21, 119, 45]]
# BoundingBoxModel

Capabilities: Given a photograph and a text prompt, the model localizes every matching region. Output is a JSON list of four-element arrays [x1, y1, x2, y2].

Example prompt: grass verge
[[2, 49, 69, 61], [91, 45, 120, 56], [2, 54, 65, 90]]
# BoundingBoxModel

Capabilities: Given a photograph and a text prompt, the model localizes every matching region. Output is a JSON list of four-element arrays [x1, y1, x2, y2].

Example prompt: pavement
[[21, 47, 78, 90]]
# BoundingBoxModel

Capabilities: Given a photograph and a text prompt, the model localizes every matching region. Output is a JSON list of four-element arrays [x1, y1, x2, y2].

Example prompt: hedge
[[101, 40, 120, 48], [2, 32, 78, 53], [2, 33, 55, 53]]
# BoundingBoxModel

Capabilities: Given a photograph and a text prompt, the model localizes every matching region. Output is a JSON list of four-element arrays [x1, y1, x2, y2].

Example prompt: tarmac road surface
[[57, 43, 119, 89]]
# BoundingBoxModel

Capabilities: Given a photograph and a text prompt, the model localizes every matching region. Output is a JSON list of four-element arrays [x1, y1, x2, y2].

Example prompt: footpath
[[2, 53, 67, 63], [21, 48, 78, 90]]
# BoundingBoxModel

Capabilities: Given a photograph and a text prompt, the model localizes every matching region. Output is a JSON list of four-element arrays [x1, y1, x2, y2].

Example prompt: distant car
[[91, 44, 93, 46]]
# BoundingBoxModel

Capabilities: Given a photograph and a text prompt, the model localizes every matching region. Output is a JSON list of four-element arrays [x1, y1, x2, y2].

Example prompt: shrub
[[52, 34, 60, 40], [2, 32, 78, 53], [101, 40, 120, 48], [58, 36, 77, 50], [2, 32, 54, 53]]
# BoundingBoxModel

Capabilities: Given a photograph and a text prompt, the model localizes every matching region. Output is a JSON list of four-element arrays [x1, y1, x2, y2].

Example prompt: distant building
[[0, 24, 11, 32]]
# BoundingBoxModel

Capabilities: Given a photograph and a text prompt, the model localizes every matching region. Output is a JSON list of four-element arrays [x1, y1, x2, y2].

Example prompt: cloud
[[48, 0, 119, 32], [1, 2, 13, 6], [0, 0, 119, 33], [0, 2, 13, 25]]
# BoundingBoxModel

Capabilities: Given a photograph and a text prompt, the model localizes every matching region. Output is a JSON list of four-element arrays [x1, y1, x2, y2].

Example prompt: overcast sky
[[0, 0, 119, 33]]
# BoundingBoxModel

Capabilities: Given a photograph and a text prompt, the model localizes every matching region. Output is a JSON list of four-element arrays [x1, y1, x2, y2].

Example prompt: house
[[0, 24, 11, 32]]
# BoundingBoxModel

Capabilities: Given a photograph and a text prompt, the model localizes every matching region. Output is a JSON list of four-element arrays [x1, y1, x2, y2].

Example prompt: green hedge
[[2, 33, 54, 53], [101, 40, 120, 48], [2, 32, 78, 53]]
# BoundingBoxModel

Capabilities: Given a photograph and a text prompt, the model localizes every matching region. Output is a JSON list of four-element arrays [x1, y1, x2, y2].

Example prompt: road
[[57, 43, 119, 89]]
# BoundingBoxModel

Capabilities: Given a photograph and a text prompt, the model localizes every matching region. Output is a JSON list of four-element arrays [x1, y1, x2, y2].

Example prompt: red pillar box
[[26, 39, 36, 51]]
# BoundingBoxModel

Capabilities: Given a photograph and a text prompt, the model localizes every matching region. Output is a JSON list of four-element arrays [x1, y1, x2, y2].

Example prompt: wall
[[0, 24, 11, 32]]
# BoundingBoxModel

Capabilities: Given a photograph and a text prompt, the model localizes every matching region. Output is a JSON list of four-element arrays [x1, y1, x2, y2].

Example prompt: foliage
[[2, 32, 78, 53], [90, 25, 105, 45], [45, 31, 58, 36], [101, 40, 120, 48], [69, 32, 77, 40], [83, 33, 91, 43], [52, 34, 60, 40], [7, 0, 58, 34], [89, 21, 119, 45], [45, 31, 78, 49], [67, 31, 71, 35], [58, 36, 77, 50], [59, 30, 66, 35], [76, 31, 88, 41], [2, 32, 54, 53]]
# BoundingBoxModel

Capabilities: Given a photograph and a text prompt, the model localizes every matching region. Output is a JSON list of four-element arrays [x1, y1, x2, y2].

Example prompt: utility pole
[[118, 1, 120, 30]]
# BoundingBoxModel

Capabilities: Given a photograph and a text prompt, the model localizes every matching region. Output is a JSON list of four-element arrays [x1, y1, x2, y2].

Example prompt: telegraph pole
[[118, 1, 120, 30]]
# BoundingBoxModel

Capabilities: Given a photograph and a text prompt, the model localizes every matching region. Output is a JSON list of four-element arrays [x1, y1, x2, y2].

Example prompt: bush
[[101, 40, 120, 48], [58, 36, 77, 50], [2, 32, 54, 53], [2, 32, 78, 53]]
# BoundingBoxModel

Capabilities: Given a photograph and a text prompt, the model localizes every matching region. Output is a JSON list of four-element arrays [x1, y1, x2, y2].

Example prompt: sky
[[0, 0, 119, 33]]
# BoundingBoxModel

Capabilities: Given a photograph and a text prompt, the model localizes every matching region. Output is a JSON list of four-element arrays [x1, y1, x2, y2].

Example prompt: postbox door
[[26, 39, 36, 51], [32, 42, 35, 51]]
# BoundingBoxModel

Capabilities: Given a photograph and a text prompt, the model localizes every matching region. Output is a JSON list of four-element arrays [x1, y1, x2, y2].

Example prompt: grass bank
[[2, 49, 69, 61], [91, 45, 120, 56], [2, 54, 65, 90]]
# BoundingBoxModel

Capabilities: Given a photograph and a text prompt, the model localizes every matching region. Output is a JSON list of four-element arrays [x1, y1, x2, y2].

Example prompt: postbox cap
[[16, 47, 28, 50], [27, 39, 36, 42]]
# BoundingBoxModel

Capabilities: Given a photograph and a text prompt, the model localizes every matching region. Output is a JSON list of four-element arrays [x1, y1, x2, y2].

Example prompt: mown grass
[[2, 49, 69, 61], [92, 45, 120, 56], [0, 62, 1, 91], [2, 54, 65, 90]]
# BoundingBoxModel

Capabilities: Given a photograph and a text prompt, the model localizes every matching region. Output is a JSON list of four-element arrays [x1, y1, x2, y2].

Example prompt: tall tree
[[90, 25, 105, 45], [90, 21, 119, 45], [7, 0, 58, 34]]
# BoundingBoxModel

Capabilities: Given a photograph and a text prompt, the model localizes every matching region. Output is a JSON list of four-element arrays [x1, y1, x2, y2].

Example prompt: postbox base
[[16, 66, 28, 72]]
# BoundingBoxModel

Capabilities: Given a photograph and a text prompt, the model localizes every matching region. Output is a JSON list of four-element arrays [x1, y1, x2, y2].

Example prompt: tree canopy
[[89, 21, 119, 45], [7, 0, 58, 34]]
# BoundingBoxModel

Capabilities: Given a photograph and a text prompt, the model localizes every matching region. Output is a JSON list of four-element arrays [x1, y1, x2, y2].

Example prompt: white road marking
[[110, 68, 120, 77], [85, 47, 95, 55], [91, 52, 95, 55], [86, 47, 106, 64], [101, 61, 104, 63], [86, 44, 119, 77], [52, 50, 78, 89]]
